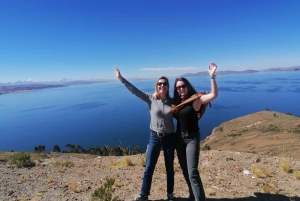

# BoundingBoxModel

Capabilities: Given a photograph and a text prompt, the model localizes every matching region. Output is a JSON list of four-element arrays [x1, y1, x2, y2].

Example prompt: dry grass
[[205, 188, 216, 196], [75, 162, 89, 168], [33, 155, 42, 166], [114, 179, 121, 187], [46, 176, 53, 183], [70, 180, 78, 193], [293, 170, 300, 180], [22, 175, 29, 182], [202, 111, 300, 160], [280, 158, 291, 173], [261, 182, 278, 194], [109, 157, 116, 167], [174, 164, 179, 172], [262, 169, 273, 177], [124, 157, 133, 166], [154, 184, 162, 190], [140, 156, 146, 167], [251, 164, 263, 178], [60, 161, 73, 168]]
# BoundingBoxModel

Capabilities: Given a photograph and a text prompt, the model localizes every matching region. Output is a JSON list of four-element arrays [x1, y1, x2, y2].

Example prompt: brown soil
[[1, 150, 300, 201], [201, 111, 300, 160]]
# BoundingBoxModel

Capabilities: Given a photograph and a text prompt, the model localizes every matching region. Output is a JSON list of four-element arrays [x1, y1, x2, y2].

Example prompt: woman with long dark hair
[[173, 63, 218, 201]]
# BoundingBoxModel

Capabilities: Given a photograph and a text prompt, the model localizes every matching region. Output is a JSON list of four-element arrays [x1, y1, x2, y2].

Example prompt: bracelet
[[210, 75, 216, 79]]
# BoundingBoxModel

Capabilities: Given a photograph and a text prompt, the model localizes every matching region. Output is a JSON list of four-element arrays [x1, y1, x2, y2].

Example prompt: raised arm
[[114, 66, 150, 102], [114, 66, 123, 80], [193, 63, 218, 110]]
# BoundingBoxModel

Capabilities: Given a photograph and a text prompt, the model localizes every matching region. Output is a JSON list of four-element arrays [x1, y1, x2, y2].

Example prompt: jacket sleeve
[[119, 77, 150, 102]]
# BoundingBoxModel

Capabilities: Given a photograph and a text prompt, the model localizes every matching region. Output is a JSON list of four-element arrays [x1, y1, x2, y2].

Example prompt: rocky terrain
[[1, 149, 300, 201]]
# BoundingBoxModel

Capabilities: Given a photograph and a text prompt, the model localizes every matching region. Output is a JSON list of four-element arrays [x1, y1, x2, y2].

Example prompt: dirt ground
[[1, 150, 300, 201]]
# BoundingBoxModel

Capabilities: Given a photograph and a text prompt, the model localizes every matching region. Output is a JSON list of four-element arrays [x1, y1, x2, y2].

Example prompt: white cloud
[[139, 67, 199, 71], [28, 78, 32, 81]]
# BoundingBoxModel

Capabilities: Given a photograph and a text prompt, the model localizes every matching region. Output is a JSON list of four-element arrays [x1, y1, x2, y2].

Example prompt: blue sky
[[1, 0, 300, 83]]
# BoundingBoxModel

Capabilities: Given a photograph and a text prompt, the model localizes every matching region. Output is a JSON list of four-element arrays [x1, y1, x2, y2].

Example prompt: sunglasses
[[157, 82, 169, 86], [176, 84, 187, 90]]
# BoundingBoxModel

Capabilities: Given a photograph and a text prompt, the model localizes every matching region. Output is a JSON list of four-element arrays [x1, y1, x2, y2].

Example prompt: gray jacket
[[120, 77, 174, 133]]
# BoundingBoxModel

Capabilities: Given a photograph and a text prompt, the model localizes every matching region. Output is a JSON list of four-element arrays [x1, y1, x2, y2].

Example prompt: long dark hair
[[155, 76, 170, 99], [173, 77, 197, 105]]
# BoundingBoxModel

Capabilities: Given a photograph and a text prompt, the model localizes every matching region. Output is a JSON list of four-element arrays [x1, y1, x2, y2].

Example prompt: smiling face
[[176, 80, 188, 98], [156, 79, 169, 96]]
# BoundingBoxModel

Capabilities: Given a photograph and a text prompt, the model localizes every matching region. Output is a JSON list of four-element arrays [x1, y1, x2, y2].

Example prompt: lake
[[1, 71, 300, 152]]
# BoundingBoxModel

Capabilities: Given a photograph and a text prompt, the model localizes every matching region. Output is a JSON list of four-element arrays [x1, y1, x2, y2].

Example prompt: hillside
[[1, 111, 300, 201], [201, 111, 300, 160]]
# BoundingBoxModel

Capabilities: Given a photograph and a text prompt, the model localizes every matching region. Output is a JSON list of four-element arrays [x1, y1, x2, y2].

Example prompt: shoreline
[[1, 69, 300, 95]]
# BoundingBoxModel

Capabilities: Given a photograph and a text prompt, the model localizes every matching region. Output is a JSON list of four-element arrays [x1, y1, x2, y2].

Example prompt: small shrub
[[91, 178, 118, 201], [227, 133, 242, 137], [109, 158, 116, 167], [11, 152, 35, 168], [204, 188, 216, 196], [254, 168, 263, 178], [22, 175, 29, 181], [262, 169, 273, 177], [52, 161, 60, 167], [280, 158, 291, 173], [114, 179, 121, 187], [293, 170, 300, 180], [140, 157, 146, 167], [70, 180, 78, 193], [46, 176, 53, 183], [154, 184, 162, 190], [34, 155, 42, 166], [124, 157, 132, 166], [60, 161, 73, 168], [202, 144, 211, 151], [174, 164, 179, 172], [261, 182, 278, 194], [251, 164, 263, 178]]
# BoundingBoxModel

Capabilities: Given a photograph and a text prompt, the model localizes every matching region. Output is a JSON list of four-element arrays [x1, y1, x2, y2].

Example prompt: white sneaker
[[133, 194, 148, 201]]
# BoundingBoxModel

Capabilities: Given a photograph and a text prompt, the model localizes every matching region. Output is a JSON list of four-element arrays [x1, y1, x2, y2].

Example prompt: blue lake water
[[1, 71, 300, 152]]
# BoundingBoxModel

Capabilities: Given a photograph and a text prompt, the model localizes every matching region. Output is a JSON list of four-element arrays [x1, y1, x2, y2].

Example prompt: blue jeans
[[140, 130, 176, 196], [176, 130, 206, 201]]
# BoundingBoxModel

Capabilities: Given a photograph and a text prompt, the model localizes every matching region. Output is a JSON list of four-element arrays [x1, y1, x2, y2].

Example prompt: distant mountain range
[[1, 66, 299, 95], [181, 66, 300, 77]]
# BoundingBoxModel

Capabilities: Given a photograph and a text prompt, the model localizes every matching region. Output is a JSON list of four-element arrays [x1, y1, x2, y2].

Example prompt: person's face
[[176, 80, 188, 97], [156, 79, 169, 95]]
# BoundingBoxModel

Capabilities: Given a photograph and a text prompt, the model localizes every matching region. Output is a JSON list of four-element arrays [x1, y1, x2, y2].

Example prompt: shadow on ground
[[151, 193, 300, 201]]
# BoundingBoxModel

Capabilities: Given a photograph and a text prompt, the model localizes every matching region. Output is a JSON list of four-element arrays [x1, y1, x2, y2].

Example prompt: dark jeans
[[140, 130, 176, 196], [176, 130, 206, 201]]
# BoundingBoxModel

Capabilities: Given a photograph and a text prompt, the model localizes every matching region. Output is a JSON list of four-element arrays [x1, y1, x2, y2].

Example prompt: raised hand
[[208, 62, 217, 76], [114, 66, 122, 79]]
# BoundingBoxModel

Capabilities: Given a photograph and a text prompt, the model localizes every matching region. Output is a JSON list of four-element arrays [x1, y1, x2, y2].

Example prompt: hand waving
[[208, 62, 217, 76], [114, 66, 122, 79]]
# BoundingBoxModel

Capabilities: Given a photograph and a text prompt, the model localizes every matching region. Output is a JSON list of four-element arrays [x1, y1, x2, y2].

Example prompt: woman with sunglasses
[[114, 67, 176, 201], [173, 63, 218, 201]]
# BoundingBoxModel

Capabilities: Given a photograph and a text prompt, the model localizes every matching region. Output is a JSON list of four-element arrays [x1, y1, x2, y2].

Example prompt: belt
[[180, 131, 197, 138], [156, 132, 172, 138]]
